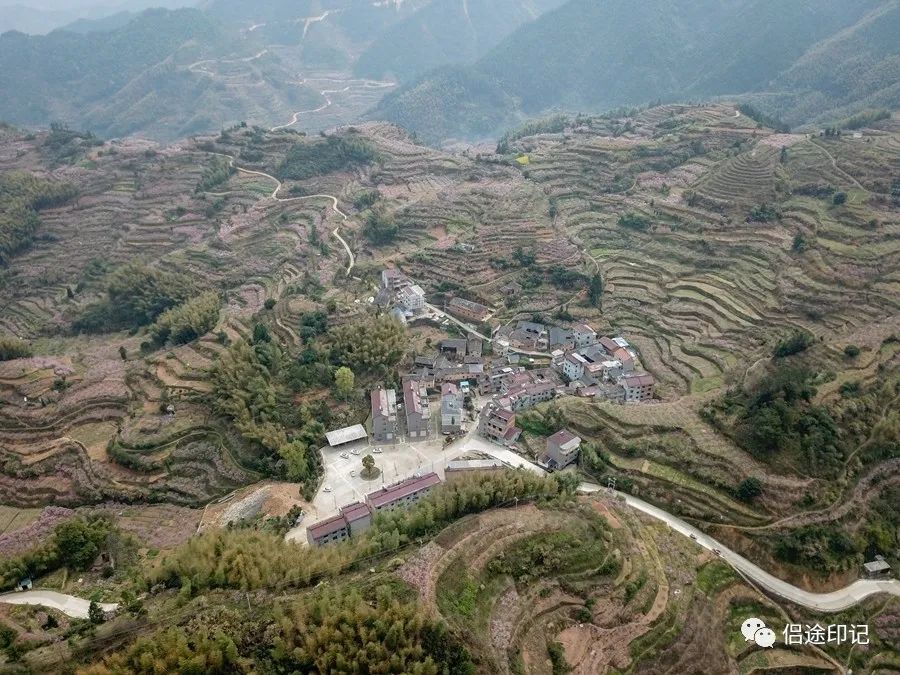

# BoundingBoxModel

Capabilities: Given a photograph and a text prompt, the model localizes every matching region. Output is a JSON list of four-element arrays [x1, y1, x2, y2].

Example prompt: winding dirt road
[[208, 153, 355, 276]]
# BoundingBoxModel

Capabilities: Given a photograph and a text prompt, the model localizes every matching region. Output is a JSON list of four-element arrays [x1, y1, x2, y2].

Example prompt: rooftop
[[340, 501, 372, 523], [367, 472, 441, 508], [325, 424, 368, 447], [371, 388, 397, 419], [623, 373, 655, 387], [548, 429, 581, 451], [307, 513, 348, 540], [446, 459, 505, 471]]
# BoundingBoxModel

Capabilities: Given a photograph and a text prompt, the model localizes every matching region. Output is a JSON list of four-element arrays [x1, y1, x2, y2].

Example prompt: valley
[[0, 71, 898, 672]]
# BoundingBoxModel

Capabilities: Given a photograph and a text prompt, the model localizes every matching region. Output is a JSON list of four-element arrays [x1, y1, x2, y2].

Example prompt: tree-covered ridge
[[82, 585, 474, 675], [275, 134, 379, 181], [0, 170, 77, 264], [74, 261, 197, 333], [150, 291, 221, 346]]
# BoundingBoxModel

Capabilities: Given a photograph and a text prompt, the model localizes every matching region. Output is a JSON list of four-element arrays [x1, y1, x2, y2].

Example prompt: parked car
[[350, 470, 356, 478], [351, 448, 361, 455], [713, 548, 722, 556], [372, 447, 383, 454], [340, 452, 349, 459], [323, 486, 332, 493], [689, 533, 697, 541]]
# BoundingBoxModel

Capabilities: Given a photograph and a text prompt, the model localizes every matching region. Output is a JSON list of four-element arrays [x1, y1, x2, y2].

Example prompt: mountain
[[353, 0, 569, 83], [0, 8, 332, 139], [369, 0, 898, 142]]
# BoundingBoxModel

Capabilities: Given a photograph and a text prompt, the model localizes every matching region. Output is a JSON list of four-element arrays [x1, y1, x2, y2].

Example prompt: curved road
[[0, 590, 117, 619], [210, 153, 355, 276], [577, 483, 900, 612]]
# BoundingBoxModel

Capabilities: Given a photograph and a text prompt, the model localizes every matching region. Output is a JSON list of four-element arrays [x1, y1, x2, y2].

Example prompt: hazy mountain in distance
[[0, 0, 192, 35], [370, 0, 897, 142], [353, 0, 569, 83]]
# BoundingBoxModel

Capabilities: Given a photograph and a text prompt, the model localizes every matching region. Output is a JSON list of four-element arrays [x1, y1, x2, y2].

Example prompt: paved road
[[0, 590, 117, 619], [578, 483, 900, 612]]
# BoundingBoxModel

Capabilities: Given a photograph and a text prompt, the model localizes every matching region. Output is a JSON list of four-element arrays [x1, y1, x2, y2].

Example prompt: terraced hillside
[[396, 497, 888, 674], [0, 106, 897, 560]]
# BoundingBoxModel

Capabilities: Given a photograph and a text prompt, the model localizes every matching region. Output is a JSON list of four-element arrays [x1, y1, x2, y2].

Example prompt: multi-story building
[[479, 403, 521, 444], [572, 323, 598, 348], [306, 501, 374, 546], [506, 381, 556, 411], [366, 472, 442, 513], [447, 297, 491, 323], [402, 379, 431, 439], [544, 429, 582, 469], [440, 382, 463, 433], [620, 373, 655, 402], [381, 268, 410, 292], [397, 284, 425, 312], [562, 352, 587, 381], [371, 388, 398, 443]]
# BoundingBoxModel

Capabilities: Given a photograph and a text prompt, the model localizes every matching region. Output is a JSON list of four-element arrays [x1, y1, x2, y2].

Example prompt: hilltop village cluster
[[305, 268, 657, 546]]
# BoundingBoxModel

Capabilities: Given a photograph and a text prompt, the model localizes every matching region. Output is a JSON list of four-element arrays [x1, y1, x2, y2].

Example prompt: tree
[[334, 366, 354, 399], [832, 191, 847, 206], [264, 298, 276, 310], [736, 477, 763, 503], [88, 600, 105, 625], [843, 344, 860, 358], [588, 272, 603, 307], [279, 440, 310, 482], [361, 454, 376, 479]]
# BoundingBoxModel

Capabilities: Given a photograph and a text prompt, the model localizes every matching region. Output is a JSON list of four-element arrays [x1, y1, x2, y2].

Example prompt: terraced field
[[395, 497, 866, 674]]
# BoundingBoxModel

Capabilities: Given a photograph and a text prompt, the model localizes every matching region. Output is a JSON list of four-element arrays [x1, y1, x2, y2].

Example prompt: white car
[[351, 448, 361, 456], [339, 452, 349, 459], [323, 486, 332, 493], [372, 447, 383, 454], [350, 470, 356, 477]]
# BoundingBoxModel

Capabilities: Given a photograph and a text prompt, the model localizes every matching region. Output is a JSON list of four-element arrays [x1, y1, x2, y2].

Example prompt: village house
[[397, 284, 426, 313], [504, 381, 557, 411], [402, 379, 431, 439], [441, 382, 463, 433], [549, 327, 575, 351], [371, 387, 398, 443], [562, 352, 587, 381], [381, 268, 410, 292], [479, 403, 521, 445], [573, 323, 598, 348], [543, 429, 582, 469], [439, 338, 468, 360], [447, 297, 491, 323], [620, 373, 655, 402]]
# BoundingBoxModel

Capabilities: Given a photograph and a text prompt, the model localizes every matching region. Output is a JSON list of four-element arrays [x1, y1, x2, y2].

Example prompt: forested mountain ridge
[[370, 0, 899, 142], [353, 0, 569, 83]]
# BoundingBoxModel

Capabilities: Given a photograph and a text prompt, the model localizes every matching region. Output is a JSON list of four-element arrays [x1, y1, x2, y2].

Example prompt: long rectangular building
[[366, 472, 441, 513]]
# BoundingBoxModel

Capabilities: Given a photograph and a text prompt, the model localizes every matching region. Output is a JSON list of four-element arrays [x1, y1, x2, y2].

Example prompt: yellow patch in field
[[515, 154, 530, 165]]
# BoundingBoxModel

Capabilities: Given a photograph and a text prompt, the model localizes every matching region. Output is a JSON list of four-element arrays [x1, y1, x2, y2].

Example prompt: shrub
[[773, 331, 814, 358], [0, 336, 32, 361], [843, 344, 860, 358], [832, 191, 847, 206]]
